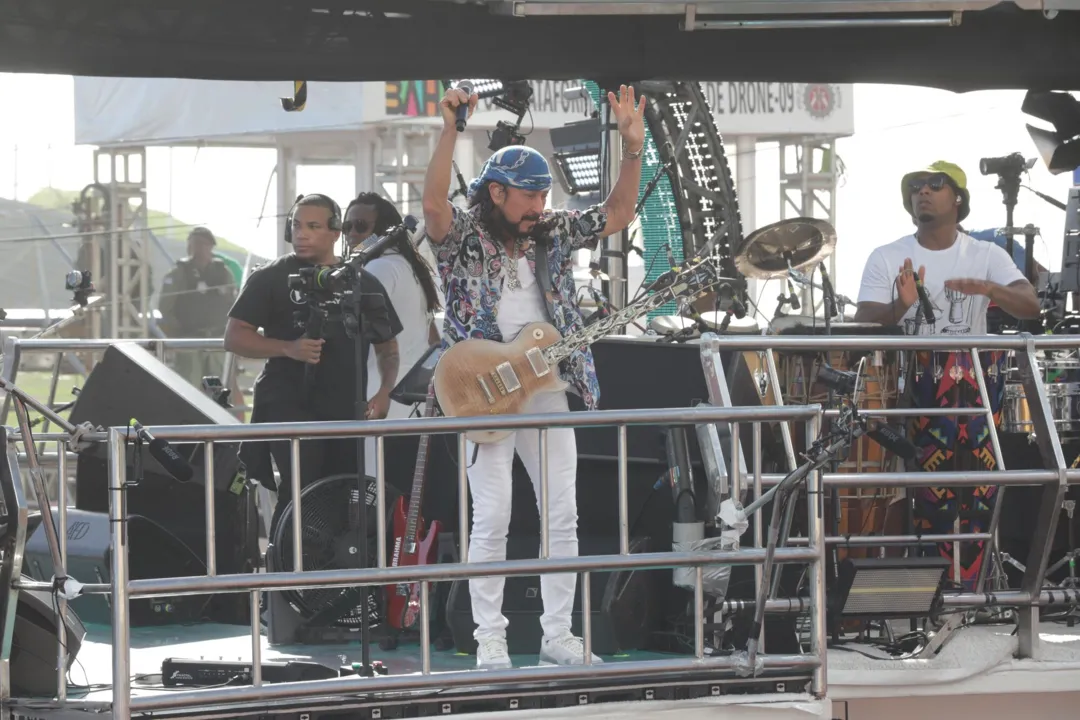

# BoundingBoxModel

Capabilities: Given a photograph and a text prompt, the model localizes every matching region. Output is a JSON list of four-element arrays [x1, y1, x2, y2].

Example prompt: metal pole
[[108, 428, 131, 720], [617, 425, 629, 554], [420, 581, 431, 674], [56, 440, 68, 702], [12, 398, 64, 574], [752, 422, 763, 647], [969, 350, 1006, 593], [693, 566, 705, 660], [539, 428, 549, 559], [730, 421, 742, 501], [458, 434, 469, 562], [203, 441, 216, 576], [582, 571, 593, 664], [375, 436, 387, 567], [250, 591, 262, 687], [0, 376, 78, 434], [290, 439, 303, 571], [805, 415, 827, 698], [127, 547, 822, 598]]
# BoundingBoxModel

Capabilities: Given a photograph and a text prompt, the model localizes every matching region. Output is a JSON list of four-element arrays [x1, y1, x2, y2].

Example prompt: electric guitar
[[433, 257, 732, 443], [386, 382, 443, 631]]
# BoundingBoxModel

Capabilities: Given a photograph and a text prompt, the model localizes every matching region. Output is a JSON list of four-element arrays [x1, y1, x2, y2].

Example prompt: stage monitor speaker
[[570, 337, 781, 477], [445, 536, 658, 656], [9, 578, 86, 697], [22, 509, 209, 626], [69, 343, 258, 624]]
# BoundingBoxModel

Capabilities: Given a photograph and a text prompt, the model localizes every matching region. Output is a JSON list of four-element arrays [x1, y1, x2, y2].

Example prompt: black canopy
[[0, 1, 1077, 91]]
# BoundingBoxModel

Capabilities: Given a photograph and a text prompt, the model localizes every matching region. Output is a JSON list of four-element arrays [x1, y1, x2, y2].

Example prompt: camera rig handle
[[302, 303, 327, 400]]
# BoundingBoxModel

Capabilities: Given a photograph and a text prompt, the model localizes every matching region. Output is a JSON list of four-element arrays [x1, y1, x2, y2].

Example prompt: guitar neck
[[544, 278, 692, 365], [404, 386, 437, 539]]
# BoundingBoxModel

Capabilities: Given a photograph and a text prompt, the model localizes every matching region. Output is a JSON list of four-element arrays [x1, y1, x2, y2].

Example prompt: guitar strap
[[532, 236, 556, 323]]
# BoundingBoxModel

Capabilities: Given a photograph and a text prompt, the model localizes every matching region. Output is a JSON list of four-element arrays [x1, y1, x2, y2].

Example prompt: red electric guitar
[[386, 382, 443, 631]]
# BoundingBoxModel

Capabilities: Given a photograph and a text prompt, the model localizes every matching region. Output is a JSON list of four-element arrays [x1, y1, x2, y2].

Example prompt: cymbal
[[733, 217, 837, 280]]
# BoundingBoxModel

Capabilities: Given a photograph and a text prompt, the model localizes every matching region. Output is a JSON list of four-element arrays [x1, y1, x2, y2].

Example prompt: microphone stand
[[733, 414, 859, 677], [351, 266, 377, 675]]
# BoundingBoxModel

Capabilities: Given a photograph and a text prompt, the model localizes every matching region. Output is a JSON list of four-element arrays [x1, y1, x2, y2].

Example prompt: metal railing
[[697, 331, 1076, 659], [1, 330, 1078, 718], [2, 403, 827, 719]]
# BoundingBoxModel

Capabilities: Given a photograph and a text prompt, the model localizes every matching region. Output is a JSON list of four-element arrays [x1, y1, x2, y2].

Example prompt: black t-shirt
[[228, 253, 403, 419]]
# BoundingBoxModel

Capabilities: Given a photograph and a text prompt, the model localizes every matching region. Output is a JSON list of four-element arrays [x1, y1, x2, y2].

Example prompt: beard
[[491, 205, 542, 240]]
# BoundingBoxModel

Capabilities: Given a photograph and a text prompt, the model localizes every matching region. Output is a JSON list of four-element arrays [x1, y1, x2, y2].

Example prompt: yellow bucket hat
[[901, 160, 970, 222]]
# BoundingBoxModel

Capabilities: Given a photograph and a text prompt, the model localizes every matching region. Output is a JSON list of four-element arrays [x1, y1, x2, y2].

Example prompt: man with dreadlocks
[[344, 192, 442, 423], [422, 85, 645, 669]]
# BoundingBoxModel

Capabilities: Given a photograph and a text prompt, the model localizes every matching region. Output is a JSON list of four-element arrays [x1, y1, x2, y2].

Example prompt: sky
[[0, 73, 1076, 310]]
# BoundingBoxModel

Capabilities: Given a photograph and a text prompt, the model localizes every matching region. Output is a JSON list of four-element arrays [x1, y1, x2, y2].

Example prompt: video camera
[[65, 270, 95, 307], [287, 216, 419, 336], [980, 152, 1035, 177]]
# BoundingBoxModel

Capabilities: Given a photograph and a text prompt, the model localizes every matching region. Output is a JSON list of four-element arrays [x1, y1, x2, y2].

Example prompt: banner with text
[[380, 80, 853, 136]]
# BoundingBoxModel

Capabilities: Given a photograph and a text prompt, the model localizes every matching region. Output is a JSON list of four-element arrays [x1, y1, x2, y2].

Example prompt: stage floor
[[13, 617, 1080, 719]]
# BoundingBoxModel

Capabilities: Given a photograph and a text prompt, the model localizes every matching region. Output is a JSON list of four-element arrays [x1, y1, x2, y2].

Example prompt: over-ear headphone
[[284, 193, 342, 244]]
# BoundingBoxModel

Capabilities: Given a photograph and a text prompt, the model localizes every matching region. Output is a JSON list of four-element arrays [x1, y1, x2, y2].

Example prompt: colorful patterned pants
[[909, 350, 1008, 589]]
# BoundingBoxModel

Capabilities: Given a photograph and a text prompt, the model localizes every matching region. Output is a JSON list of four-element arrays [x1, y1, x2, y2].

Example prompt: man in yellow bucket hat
[[854, 160, 1039, 589]]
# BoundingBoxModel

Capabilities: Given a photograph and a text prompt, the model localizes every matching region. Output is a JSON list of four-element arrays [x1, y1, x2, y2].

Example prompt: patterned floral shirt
[[435, 204, 609, 409]]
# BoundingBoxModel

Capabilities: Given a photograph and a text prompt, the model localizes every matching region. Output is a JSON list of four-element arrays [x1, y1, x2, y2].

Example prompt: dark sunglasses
[[342, 219, 370, 235], [907, 173, 952, 194]]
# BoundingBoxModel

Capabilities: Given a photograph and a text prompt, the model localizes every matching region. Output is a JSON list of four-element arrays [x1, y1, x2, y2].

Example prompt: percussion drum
[[1002, 381, 1080, 436]]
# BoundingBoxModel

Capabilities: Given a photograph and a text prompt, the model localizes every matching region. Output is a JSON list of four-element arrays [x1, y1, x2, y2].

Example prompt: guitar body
[[387, 496, 443, 631], [433, 321, 569, 444]]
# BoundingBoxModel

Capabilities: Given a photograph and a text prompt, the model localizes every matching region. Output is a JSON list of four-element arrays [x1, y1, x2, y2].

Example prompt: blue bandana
[[467, 145, 552, 199]]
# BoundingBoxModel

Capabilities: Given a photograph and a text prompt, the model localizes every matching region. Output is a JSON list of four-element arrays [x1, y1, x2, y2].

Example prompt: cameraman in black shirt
[[224, 194, 403, 529]]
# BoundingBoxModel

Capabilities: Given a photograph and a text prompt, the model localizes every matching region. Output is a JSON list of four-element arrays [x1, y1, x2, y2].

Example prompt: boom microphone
[[454, 80, 474, 132], [865, 420, 918, 461], [130, 420, 193, 483]]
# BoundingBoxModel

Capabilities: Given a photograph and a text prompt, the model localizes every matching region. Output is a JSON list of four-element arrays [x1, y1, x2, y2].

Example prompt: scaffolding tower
[[779, 137, 841, 312], [94, 148, 152, 338]]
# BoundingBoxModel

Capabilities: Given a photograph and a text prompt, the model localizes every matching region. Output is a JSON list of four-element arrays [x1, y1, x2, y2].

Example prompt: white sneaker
[[539, 633, 603, 666], [476, 637, 513, 670]]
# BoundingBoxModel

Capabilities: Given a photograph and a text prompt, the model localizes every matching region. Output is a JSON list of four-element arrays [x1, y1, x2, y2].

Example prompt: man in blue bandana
[[423, 85, 645, 669]]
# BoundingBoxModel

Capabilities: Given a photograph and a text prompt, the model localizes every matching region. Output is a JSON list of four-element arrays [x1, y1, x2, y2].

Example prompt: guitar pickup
[[475, 375, 496, 405], [526, 347, 550, 377], [495, 362, 521, 395]]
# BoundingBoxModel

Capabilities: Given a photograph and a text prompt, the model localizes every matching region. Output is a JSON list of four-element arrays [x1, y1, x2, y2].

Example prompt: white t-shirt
[[497, 255, 549, 340], [857, 232, 1025, 336], [364, 251, 435, 410]]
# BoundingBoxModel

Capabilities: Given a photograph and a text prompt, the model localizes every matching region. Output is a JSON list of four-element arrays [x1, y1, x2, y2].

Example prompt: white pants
[[467, 390, 579, 641]]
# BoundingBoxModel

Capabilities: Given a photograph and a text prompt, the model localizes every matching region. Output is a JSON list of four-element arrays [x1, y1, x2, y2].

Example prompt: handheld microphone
[[865, 420, 918, 461], [787, 280, 801, 311], [818, 261, 837, 318], [454, 80, 474, 132], [130, 420, 193, 483], [913, 275, 936, 325]]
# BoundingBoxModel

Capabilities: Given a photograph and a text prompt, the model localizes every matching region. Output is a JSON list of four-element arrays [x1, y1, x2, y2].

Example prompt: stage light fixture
[[1022, 90, 1080, 175], [450, 78, 506, 100], [554, 151, 601, 195], [828, 557, 950, 628], [550, 118, 602, 195]]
